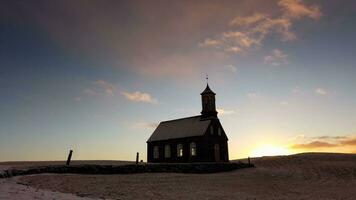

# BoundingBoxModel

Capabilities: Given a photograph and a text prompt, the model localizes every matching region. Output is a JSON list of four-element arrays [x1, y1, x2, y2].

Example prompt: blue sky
[[1, 0, 356, 161]]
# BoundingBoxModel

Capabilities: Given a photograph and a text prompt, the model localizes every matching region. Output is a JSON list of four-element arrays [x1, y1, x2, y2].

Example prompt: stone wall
[[0, 162, 254, 178]]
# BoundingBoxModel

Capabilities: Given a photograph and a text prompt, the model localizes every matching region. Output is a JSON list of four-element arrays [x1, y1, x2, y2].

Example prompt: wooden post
[[66, 150, 73, 166], [136, 152, 139, 164], [248, 157, 251, 165]]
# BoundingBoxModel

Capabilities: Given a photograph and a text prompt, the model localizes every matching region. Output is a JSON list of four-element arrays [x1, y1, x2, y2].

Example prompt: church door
[[214, 144, 220, 162]]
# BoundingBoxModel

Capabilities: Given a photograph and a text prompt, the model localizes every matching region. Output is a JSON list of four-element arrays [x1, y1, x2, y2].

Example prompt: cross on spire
[[206, 74, 209, 84]]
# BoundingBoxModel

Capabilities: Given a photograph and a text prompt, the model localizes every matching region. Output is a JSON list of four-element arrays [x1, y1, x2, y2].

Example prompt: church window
[[190, 142, 197, 156], [164, 145, 171, 158], [210, 126, 214, 135], [153, 146, 159, 159], [218, 127, 222, 136], [177, 144, 183, 157]]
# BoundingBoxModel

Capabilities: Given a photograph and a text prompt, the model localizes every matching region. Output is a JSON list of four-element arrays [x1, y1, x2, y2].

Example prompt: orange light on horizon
[[250, 144, 291, 157]]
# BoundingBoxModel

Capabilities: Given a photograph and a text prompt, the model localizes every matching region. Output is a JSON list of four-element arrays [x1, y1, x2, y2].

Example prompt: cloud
[[315, 88, 328, 96], [292, 141, 338, 149], [82, 80, 159, 104], [225, 65, 237, 73], [280, 101, 289, 105], [93, 80, 116, 96], [340, 138, 356, 146], [121, 91, 158, 104], [199, 38, 222, 47], [247, 93, 259, 100], [5, 1, 322, 80], [83, 80, 118, 97], [131, 122, 159, 130], [200, 0, 322, 54], [223, 31, 261, 48], [230, 12, 266, 27], [289, 134, 306, 141], [83, 88, 97, 96], [264, 49, 288, 66], [278, 0, 322, 20], [74, 97, 81, 102], [217, 108, 237, 116], [313, 136, 348, 140], [291, 135, 356, 150], [292, 86, 303, 94]]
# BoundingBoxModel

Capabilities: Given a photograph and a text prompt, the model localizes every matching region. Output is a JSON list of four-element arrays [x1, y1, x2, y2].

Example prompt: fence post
[[136, 152, 139, 164], [66, 150, 73, 166]]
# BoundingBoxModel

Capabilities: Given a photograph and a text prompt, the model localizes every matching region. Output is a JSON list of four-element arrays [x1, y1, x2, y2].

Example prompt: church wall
[[147, 135, 228, 163]]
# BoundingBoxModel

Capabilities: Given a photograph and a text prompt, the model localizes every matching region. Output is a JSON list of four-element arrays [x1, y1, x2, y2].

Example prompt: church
[[147, 83, 229, 163]]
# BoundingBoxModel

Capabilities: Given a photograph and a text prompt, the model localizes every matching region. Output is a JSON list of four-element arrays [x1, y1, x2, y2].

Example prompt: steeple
[[201, 82, 217, 118], [201, 84, 216, 95]]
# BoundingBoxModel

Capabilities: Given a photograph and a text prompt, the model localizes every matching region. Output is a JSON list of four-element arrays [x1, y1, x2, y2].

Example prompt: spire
[[201, 73, 215, 95], [201, 84, 216, 95], [200, 77, 217, 118]]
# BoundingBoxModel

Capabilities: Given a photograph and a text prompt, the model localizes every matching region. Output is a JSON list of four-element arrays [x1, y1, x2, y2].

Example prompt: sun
[[251, 144, 290, 157]]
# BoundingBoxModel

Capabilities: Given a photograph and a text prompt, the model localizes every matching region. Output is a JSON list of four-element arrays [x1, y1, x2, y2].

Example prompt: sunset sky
[[1, 0, 356, 161]]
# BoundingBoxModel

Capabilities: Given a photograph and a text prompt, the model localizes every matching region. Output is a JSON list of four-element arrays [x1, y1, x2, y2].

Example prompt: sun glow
[[251, 144, 290, 157]]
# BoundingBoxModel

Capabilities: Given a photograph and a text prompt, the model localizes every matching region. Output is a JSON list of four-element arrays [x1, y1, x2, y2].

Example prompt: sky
[[1, 0, 356, 161]]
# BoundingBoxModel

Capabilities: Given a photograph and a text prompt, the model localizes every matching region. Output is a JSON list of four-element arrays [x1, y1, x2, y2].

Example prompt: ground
[[1, 153, 356, 200]]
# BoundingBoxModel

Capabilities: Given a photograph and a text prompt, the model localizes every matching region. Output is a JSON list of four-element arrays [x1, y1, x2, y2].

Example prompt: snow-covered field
[[0, 177, 97, 200], [0, 161, 132, 200], [1, 153, 356, 200]]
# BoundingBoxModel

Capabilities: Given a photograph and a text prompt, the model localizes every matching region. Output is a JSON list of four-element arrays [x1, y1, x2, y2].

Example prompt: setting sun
[[251, 144, 290, 157]]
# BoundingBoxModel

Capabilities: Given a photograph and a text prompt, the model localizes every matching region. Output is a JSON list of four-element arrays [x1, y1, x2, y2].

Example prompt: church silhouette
[[147, 83, 229, 163]]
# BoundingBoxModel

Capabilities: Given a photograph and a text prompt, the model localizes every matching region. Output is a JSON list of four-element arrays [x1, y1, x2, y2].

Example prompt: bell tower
[[201, 78, 218, 118]]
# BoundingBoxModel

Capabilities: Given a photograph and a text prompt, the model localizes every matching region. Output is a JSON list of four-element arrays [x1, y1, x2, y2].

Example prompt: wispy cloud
[[131, 122, 159, 130], [280, 101, 289, 105], [225, 64, 237, 73], [292, 141, 338, 149], [122, 91, 158, 104], [289, 134, 306, 141], [313, 136, 348, 140], [83, 88, 97, 96], [93, 80, 116, 96], [340, 138, 356, 146], [264, 49, 288, 66], [247, 93, 260, 100], [315, 88, 328, 96], [291, 135, 356, 150], [83, 80, 118, 97], [217, 108, 237, 116], [229, 12, 266, 27], [199, 38, 222, 47], [292, 86, 303, 94], [81, 80, 159, 104], [200, 0, 322, 54], [278, 0, 322, 20]]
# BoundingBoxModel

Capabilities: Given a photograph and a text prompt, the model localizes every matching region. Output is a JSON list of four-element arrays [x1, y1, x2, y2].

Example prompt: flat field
[[1, 153, 356, 200]]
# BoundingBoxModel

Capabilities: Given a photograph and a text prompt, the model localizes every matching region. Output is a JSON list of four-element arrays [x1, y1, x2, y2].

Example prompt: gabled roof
[[147, 115, 211, 142], [200, 84, 216, 95]]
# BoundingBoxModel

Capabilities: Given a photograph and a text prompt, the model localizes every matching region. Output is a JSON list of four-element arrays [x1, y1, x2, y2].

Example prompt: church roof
[[200, 84, 216, 95], [147, 115, 211, 142]]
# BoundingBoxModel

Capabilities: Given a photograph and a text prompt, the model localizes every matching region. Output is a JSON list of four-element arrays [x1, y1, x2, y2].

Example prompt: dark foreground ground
[[1, 153, 356, 200]]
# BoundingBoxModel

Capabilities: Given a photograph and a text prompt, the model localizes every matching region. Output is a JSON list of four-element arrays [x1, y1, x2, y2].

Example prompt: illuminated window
[[164, 145, 171, 158], [153, 146, 159, 159], [177, 144, 183, 157], [190, 142, 197, 156]]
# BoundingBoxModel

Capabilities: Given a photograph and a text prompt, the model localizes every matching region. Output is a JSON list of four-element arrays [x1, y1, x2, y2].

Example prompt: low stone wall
[[0, 162, 254, 178]]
